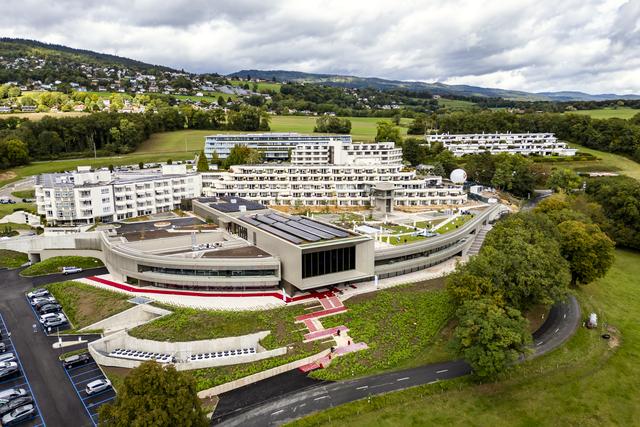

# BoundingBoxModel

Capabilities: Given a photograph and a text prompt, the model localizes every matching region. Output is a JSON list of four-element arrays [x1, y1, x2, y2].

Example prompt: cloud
[[2, 0, 640, 93]]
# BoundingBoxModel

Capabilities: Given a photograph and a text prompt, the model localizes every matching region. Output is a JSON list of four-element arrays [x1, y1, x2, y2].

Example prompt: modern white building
[[202, 140, 466, 211], [204, 133, 353, 160], [426, 132, 577, 157], [35, 165, 202, 225]]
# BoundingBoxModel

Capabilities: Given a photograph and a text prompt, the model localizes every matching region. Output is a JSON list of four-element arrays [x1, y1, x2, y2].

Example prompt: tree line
[[0, 105, 269, 169]]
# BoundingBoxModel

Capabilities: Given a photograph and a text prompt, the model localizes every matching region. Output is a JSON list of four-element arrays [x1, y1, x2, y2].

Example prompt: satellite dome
[[449, 168, 467, 184]]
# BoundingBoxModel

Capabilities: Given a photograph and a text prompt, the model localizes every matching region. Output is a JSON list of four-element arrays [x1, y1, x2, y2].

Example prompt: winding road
[[213, 295, 580, 427]]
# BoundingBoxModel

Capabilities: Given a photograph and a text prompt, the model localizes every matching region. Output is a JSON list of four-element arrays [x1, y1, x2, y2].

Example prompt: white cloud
[[1, 0, 639, 94]]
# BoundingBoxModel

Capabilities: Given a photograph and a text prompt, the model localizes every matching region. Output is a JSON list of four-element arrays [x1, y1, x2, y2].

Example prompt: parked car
[[0, 353, 15, 363], [1, 404, 35, 426], [30, 296, 57, 307], [38, 313, 66, 325], [34, 301, 59, 311], [27, 289, 49, 299], [0, 343, 5, 353], [85, 378, 111, 395], [0, 395, 33, 416], [36, 304, 62, 315], [43, 317, 67, 329], [0, 389, 27, 406], [62, 353, 91, 370], [0, 362, 19, 380], [62, 266, 82, 275]]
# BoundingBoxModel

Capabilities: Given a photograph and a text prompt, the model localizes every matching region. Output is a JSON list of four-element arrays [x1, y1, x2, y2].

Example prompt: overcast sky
[[3, 0, 640, 94]]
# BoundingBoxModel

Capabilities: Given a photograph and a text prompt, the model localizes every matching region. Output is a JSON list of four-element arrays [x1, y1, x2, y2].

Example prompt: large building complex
[[202, 139, 466, 211], [204, 132, 353, 160], [426, 132, 577, 157], [35, 165, 202, 225]]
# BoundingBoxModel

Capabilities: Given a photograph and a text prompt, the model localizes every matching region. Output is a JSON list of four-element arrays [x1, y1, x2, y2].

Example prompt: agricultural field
[[293, 249, 640, 427], [310, 279, 454, 381], [0, 111, 88, 120], [230, 80, 282, 92], [567, 107, 639, 120], [437, 98, 478, 111]]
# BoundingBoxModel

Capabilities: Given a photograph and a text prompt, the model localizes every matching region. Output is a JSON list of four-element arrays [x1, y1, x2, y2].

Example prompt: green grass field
[[230, 80, 282, 92], [291, 249, 640, 427], [20, 256, 104, 277], [438, 98, 478, 111], [0, 202, 36, 218], [567, 108, 639, 120]]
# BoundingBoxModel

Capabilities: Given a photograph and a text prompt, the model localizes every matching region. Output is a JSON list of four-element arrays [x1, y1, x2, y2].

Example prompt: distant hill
[[229, 69, 640, 102]]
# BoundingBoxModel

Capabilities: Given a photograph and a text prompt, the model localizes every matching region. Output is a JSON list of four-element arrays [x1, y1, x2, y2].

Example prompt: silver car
[[0, 389, 27, 406], [1, 404, 35, 426], [0, 353, 15, 363], [0, 363, 19, 379], [85, 378, 111, 395]]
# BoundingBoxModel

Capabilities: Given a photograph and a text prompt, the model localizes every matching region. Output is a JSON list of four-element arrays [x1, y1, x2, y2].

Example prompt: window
[[302, 246, 355, 279]]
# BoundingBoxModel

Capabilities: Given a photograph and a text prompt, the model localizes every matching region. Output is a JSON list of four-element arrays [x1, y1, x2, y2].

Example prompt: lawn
[[129, 303, 329, 390], [310, 279, 454, 381], [435, 214, 473, 234], [0, 249, 28, 269], [230, 80, 282, 92], [536, 143, 640, 182], [10, 189, 35, 199], [291, 249, 640, 427], [0, 202, 36, 219], [20, 256, 104, 277], [43, 281, 132, 329], [567, 108, 639, 120]]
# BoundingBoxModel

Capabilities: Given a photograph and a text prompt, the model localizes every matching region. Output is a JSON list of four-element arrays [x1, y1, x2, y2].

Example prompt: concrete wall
[[198, 348, 331, 398], [89, 329, 287, 370], [0, 211, 41, 226], [80, 304, 172, 335]]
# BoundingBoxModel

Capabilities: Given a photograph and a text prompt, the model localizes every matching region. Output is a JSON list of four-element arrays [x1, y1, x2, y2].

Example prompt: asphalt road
[[0, 177, 35, 202], [0, 267, 108, 427], [215, 295, 580, 427]]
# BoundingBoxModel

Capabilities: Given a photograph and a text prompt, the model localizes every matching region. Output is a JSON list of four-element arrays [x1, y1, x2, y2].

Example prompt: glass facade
[[302, 246, 356, 279], [138, 265, 276, 277]]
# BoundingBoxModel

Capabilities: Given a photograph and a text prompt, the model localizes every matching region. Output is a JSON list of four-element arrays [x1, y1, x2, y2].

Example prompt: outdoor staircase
[[467, 224, 493, 256]]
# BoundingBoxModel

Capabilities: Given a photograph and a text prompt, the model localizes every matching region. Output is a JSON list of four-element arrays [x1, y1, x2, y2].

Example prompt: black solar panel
[[285, 220, 335, 239], [271, 221, 321, 241], [257, 223, 304, 244], [298, 218, 350, 238]]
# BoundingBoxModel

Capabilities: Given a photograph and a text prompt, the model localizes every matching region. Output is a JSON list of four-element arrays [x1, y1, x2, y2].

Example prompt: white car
[[62, 266, 82, 275], [0, 354, 15, 363], [38, 313, 67, 325], [85, 378, 111, 395], [26, 289, 49, 299]]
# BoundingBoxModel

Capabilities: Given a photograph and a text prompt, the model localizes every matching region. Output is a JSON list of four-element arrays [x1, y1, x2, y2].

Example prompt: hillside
[[229, 69, 640, 102]]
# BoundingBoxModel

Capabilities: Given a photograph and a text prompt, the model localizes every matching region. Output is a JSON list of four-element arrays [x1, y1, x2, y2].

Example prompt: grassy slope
[[438, 98, 477, 111], [44, 281, 132, 329], [568, 108, 639, 120], [291, 249, 640, 427], [10, 189, 35, 199], [0, 202, 36, 218], [20, 256, 103, 277], [0, 249, 28, 268], [310, 281, 453, 381], [129, 303, 328, 390]]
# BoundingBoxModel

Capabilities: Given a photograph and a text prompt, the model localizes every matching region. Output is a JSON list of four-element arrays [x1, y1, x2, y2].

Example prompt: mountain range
[[1, 38, 638, 102], [228, 70, 640, 102]]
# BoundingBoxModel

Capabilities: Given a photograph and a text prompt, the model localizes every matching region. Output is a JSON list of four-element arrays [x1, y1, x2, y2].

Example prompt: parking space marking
[[74, 375, 106, 389], [0, 312, 46, 427], [70, 367, 102, 379], [86, 395, 115, 409], [63, 358, 116, 427], [24, 295, 71, 336]]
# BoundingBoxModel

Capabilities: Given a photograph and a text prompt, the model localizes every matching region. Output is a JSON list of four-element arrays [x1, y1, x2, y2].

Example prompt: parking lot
[[63, 358, 116, 426], [0, 312, 46, 427]]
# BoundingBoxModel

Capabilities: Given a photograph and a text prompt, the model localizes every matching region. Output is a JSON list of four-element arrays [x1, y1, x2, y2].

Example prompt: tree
[[454, 298, 531, 379], [464, 152, 495, 185], [0, 138, 29, 169], [138, 162, 144, 170], [375, 121, 403, 144], [98, 361, 207, 427], [196, 149, 210, 172], [557, 220, 615, 286], [491, 154, 535, 197], [401, 138, 426, 166], [223, 145, 262, 168], [314, 116, 351, 134], [547, 168, 582, 193], [209, 149, 221, 166], [167, 159, 173, 165], [434, 150, 458, 175], [407, 114, 429, 135]]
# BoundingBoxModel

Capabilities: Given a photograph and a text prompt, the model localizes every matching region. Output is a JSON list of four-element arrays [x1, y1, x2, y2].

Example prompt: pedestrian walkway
[[466, 224, 493, 256]]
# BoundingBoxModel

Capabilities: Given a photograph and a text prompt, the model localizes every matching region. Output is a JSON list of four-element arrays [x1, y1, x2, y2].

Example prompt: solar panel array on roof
[[207, 197, 266, 213], [240, 212, 352, 244]]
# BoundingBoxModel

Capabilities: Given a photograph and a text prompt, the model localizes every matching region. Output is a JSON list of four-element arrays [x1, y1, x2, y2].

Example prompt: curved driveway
[[214, 295, 580, 427]]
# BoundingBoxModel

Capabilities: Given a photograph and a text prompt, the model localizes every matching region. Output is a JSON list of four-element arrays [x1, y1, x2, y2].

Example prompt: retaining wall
[[80, 304, 172, 335]]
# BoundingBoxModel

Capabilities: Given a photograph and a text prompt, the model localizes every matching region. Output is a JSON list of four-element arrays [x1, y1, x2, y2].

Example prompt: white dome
[[450, 168, 467, 184]]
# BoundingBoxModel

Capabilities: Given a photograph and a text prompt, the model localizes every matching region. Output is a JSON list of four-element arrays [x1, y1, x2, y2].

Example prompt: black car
[[34, 300, 59, 311], [62, 353, 91, 369], [36, 304, 62, 315], [0, 395, 33, 416]]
